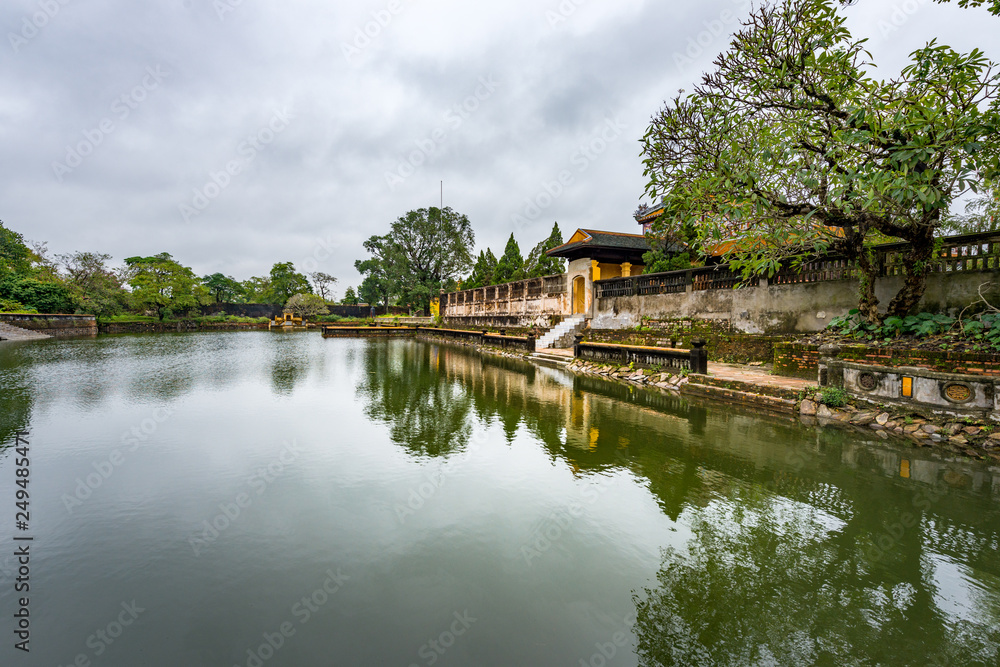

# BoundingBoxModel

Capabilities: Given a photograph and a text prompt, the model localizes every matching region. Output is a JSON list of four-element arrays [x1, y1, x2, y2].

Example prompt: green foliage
[[356, 207, 475, 313], [0, 276, 76, 313], [284, 292, 328, 320], [463, 249, 498, 289], [641, 0, 1000, 321], [308, 271, 337, 302], [59, 251, 128, 317], [0, 220, 32, 279], [830, 309, 959, 339], [239, 276, 271, 303], [341, 286, 359, 305], [124, 253, 206, 321], [0, 297, 34, 313], [930, 0, 1000, 14], [493, 233, 524, 284], [818, 386, 848, 407], [263, 262, 311, 305], [524, 222, 566, 278], [201, 273, 244, 303]]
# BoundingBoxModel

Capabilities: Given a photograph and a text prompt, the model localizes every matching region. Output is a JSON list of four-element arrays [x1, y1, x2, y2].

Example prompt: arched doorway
[[573, 276, 586, 314]]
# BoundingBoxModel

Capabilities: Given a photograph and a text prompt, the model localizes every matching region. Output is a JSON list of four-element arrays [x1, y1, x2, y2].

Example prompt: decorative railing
[[595, 231, 1000, 299], [441, 273, 568, 317], [575, 341, 708, 374]]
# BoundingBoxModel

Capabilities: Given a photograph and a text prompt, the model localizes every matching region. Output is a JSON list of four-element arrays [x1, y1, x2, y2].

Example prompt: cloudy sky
[[2, 0, 997, 293]]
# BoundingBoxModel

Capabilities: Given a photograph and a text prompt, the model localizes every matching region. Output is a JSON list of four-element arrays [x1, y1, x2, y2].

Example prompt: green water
[[0, 332, 998, 666]]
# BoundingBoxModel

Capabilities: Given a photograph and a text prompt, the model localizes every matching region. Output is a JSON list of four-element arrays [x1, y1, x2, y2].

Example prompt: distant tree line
[[0, 219, 343, 319]]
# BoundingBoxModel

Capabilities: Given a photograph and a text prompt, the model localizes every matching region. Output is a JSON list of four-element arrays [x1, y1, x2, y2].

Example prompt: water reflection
[[356, 341, 473, 456], [361, 339, 1000, 664], [633, 491, 1000, 666], [0, 343, 33, 448]]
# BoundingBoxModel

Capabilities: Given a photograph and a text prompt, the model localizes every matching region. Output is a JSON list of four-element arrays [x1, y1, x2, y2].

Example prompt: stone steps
[[0, 322, 52, 342]]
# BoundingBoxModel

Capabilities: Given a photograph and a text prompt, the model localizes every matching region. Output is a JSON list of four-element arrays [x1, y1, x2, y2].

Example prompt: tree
[[641, 0, 1000, 322], [240, 276, 271, 303], [643, 218, 702, 273], [59, 251, 128, 317], [0, 277, 75, 313], [341, 286, 359, 305], [285, 293, 328, 321], [308, 271, 337, 302], [201, 273, 243, 303], [0, 220, 32, 279], [356, 207, 475, 313], [524, 223, 566, 277], [942, 183, 999, 234], [263, 262, 311, 305], [493, 233, 524, 284], [463, 249, 498, 289], [124, 253, 205, 320], [355, 235, 400, 311], [932, 0, 999, 13]]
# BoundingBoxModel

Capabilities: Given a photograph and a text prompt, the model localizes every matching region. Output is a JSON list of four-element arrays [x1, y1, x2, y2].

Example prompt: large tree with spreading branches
[[642, 0, 1000, 322]]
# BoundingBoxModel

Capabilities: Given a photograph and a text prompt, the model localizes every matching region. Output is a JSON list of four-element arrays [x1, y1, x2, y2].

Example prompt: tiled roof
[[547, 229, 684, 257]]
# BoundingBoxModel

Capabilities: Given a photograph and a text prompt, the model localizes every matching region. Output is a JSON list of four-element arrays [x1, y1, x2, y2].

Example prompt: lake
[[1, 331, 999, 666]]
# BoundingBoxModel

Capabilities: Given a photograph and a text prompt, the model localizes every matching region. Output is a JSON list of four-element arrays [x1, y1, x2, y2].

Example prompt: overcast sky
[[2, 0, 997, 294]]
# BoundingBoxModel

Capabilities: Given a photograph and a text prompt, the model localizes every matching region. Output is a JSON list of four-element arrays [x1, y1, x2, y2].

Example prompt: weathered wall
[[99, 321, 269, 334], [774, 342, 1000, 378], [588, 320, 786, 364], [442, 274, 569, 320], [442, 314, 561, 329], [592, 271, 1000, 334], [200, 303, 407, 318], [0, 313, 97, 337]]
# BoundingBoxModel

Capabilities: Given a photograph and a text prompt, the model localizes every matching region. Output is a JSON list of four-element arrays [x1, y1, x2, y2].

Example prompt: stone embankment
[[565, 356, 999, 462], [0, 322, 52, 342], [799, 399, 1000, 461]]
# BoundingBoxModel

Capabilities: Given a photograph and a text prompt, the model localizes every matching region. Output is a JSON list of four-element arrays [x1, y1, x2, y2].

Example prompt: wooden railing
[[595, 231, 1000, 299]]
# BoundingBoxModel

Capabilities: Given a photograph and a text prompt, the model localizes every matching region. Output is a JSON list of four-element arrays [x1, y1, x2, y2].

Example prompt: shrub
[[818, 387, 848, 408]]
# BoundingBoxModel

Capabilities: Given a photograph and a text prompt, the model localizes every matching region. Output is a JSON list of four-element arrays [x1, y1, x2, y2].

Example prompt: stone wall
[[587, 319, 787, 364], [824, 358, 999, 421], [592, 270, 1000, 334], [0, 313, 97, 337], [99, 321, 269, 334], [774, 342, 1000, 378], [200, 303, 408, 318]]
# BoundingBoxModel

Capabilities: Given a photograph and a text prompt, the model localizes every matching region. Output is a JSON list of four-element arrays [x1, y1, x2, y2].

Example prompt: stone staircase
[[0, 322, 51, 342], [535, 314, 586, 350]]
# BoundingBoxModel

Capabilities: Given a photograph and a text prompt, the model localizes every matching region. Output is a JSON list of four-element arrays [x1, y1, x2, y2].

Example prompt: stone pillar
[[818, 344, 842, 387], [621, 262, 632, 277], [689, 338, 708, 375], [573, 333, 584, 359]]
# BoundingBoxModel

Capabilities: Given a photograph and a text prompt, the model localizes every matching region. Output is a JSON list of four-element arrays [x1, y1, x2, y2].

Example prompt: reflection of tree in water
[[268, 334, 313, 396], [633, 493, 1000, 667], [357, 341, 472, 457], [0, 353, 32, 448]]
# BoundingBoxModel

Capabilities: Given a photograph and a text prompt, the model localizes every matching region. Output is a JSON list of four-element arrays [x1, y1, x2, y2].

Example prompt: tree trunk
[[844, 227, 880, 324], [884, 230, 935, 318]]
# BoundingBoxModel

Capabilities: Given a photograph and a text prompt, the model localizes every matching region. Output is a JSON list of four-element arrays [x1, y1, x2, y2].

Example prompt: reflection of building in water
[[369, 339, 1000, 581]]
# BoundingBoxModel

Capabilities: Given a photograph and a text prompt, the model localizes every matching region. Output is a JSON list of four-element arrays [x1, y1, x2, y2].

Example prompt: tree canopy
[[642, 0, 1000, 321], [201, 273, 244, 303], [523, 222, 566, 278], [0, 220, 32, 279], [493, 233, 525, 284], [124, 253, 206, 320], [462, 249, 498, 289], [285, 292, 328, 320], [262, 262, 311, 305], [356, 207, 474, 313]]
